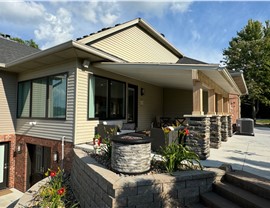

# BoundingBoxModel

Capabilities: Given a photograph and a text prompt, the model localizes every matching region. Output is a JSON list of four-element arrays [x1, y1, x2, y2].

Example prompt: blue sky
[[1, 1, 270, 63]]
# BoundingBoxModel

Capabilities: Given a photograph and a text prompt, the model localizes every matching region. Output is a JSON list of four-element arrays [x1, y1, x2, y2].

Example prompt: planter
[[111, 134, 152, 174]]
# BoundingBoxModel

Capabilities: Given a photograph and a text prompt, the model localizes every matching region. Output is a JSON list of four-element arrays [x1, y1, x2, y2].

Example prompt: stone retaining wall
[[71, 148, 216, 207], [185, 116, 211, 160]]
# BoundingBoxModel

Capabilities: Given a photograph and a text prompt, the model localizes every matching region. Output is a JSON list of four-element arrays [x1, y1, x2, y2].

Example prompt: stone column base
[[210, 116, 221, 149], [221, 116, 228, 141], [184, 115, 211, 160]]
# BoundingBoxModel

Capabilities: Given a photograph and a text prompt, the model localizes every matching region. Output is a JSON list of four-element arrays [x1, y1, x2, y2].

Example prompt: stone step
[[214, 182, 270, 208], [200, 192, 241, 208], [225, 170, 270, 200]]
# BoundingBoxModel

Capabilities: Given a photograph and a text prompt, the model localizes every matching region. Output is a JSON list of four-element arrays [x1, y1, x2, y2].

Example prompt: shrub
[[160, 142, 202, 174]]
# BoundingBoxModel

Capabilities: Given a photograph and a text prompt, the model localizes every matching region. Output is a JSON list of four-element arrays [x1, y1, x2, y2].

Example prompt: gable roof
[[0, 36, 40, 64], [77, 18, 183, 62]]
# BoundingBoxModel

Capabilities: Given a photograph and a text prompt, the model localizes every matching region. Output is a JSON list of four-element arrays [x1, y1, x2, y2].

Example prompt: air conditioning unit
[[236, 118, 255, 136]]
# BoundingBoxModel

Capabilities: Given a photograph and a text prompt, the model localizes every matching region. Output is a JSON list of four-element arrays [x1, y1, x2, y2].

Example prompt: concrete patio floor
[[201, 126, 270, 180]]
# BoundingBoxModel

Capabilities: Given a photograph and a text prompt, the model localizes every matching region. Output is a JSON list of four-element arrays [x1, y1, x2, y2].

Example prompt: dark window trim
[[17, 72, 68, 120], [88, 75, 126, 120]]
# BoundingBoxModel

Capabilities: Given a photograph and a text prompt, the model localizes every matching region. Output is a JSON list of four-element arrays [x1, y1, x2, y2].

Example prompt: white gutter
[[218, 68, 242, 95], [230, 71, 248, 95], [93, 62, 219, 70]]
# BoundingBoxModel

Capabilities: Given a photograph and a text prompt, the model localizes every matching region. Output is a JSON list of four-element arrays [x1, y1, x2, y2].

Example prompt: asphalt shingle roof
[[0, 37, 40, 64], [177, 56, 208, 64]]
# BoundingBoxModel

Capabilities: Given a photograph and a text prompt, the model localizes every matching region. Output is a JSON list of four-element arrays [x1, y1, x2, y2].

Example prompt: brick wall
[[15, 135, 74, 192], [0, 134, 16, 188], [229, 94, 240, 124], [71, 148, 216, 207]]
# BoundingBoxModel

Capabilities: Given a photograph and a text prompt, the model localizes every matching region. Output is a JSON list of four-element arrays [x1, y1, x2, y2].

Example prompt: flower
[[57, 187, 65, 195], [50, 170, 56, 177]]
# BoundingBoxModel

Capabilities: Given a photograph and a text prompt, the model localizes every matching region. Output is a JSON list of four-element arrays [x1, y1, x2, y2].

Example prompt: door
[[127, 84, 138, 125], [0, 142, 9, 190], [27, 144, 51, 188]]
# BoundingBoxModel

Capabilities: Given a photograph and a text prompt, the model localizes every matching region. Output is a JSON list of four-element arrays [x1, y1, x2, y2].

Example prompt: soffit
[[93, 62, 242, 95]]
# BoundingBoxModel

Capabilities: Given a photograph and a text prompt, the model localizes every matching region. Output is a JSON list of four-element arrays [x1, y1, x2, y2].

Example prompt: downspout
[[61, 136, 65, 169]]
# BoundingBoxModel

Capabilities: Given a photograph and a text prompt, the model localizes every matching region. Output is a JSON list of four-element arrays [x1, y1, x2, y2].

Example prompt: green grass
[[256, 119, 270, 125]]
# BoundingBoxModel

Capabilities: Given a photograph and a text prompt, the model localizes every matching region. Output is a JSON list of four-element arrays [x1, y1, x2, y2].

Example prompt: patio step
[[213, 181, 270, 208], [200, 192, 241, 208], [225, 170, 270, 200]]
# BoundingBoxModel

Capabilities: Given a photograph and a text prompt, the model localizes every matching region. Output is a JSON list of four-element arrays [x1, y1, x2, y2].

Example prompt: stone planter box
[[111, 134, 152, 174]]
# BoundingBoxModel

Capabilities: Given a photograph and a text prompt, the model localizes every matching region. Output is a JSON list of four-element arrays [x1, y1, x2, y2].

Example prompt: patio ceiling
[[93, 62, 242, 95]]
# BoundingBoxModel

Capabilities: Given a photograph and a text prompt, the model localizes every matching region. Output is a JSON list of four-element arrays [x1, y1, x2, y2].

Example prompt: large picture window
[[89, 76, 125, 119], [17, 73, 67, 119]]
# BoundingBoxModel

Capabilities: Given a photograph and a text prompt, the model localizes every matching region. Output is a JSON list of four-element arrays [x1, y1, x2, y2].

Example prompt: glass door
[[0, 143, 9, 190], [127, 84, 138, 125]]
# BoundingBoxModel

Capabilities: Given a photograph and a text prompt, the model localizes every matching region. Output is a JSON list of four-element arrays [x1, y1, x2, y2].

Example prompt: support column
[[192, 81, 204, 115], [217, 94, 223, 115], [228, 115, 233, 137], [223, 97, 229, 114], [207, 89, 216, 115], [184, 115, 211, 160], [210, 115, 221, 148], [221, 116, 228, 141]]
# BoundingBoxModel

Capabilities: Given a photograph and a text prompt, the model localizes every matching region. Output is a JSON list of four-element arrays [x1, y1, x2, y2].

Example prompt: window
[[17, 73, 67, 119], [48, 74, 67, 118], [17, 81, 31, 117], [89, 76, 125, 119]]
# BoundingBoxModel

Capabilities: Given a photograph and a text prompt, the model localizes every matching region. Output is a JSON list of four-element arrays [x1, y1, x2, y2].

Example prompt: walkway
[[0, 188, 23, 208], [201, 126, 270, 180]]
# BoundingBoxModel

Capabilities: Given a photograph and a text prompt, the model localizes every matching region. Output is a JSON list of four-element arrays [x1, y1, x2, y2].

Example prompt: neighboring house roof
[[0, 36, 40, 64]]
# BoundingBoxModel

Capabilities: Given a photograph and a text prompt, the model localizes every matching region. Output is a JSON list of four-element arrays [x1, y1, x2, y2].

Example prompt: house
[[0, 18, 247, 192]]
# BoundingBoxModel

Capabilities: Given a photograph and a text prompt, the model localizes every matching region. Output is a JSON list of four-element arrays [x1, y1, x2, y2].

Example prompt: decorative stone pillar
[[210, 116, 221, 148], [220, 116, 228, 141], [227, 115, 233, 137], [184, 115, 211, 160]]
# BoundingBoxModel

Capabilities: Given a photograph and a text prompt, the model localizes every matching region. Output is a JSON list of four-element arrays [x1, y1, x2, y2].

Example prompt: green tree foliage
[[223, 19, 270, 119], [10, 37, 39, 49]]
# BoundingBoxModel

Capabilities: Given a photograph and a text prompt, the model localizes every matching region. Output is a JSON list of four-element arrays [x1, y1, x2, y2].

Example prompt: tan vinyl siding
[[74, 66, 163, 144], [0, 72, 17, 134], [163, 88, 193, 117], [16, 61, 76, 142], [74, 68, 99, 144], [90, 26, 179, 63]]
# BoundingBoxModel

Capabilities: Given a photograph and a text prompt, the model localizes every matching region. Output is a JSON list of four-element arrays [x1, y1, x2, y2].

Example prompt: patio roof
[[93, 62, 243, 95]]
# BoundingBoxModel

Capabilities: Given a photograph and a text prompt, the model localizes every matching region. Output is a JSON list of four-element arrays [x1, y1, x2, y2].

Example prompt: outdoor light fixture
[[82, 59, 90, 68], [53, 151, 58, 163], [141, 88, 145, 96], [16, 143, 23, 154]]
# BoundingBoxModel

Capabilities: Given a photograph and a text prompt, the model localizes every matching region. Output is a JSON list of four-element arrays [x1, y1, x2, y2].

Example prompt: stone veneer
[[71, 148, 217, 208], [220, 116, 229, 141], [209, 116, 222, 149], [228, 115, 233, 137], [111, 137, 152, 174], [184, 116, 211, 160]]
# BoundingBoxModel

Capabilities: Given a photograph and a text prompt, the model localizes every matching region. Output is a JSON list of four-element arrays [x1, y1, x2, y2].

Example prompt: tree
[[10, 37, 39, 49], [223, 19, 270, 121]]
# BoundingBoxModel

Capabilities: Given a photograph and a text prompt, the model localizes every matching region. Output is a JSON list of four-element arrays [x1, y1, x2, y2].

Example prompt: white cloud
[[170, 1, 193, 13], [34, 8, 74, 49], [191, 30, 201, 41], [0, 1, 45, 24], [79, 1, 120, 26]]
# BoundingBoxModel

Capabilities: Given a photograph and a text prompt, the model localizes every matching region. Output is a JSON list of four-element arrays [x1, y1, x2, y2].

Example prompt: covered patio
[[93, 61, 247, 159]]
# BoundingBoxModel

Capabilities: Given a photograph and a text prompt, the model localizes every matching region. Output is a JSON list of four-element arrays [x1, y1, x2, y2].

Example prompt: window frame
[[17, 72, 68, 120], [88, 75, 126, 120]]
